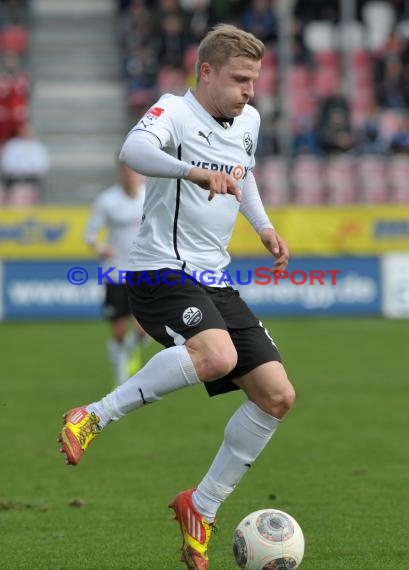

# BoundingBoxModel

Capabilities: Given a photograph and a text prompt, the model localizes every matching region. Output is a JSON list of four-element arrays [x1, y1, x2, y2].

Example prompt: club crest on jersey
[[182, 306, 203, 327], [243, 132, 253, 156]]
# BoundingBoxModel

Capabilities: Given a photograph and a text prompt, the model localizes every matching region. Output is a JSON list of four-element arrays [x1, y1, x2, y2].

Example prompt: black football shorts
[[103, 283, 131, 321], [126, 269, 281, 396]]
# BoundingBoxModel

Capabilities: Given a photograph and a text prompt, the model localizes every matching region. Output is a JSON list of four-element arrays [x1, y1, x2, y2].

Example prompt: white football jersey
[[85, 184, 145, 282], [126, 90, 260, 281]]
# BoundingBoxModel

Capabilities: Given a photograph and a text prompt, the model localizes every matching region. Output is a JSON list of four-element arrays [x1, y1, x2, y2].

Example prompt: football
[[232, 509, 305, 569]]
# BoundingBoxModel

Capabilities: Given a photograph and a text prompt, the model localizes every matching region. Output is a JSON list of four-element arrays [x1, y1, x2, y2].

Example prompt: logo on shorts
[[182, 306, 203, 326]]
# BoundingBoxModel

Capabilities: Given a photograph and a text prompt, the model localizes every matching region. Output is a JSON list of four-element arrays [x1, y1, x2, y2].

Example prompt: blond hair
[[196, 24, 265, 81]]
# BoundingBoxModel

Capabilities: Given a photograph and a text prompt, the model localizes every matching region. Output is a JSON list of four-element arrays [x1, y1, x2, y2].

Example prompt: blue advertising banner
[[2, 257, 381, 320], [3, 260, 104, 320], [228, 256, 381, 316]]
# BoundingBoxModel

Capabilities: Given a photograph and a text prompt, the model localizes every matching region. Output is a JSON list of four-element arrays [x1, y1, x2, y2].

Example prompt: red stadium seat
[[312, 66, 341, 98], [156, 67, 186, 95], [324, 156, 358, 204], [7, 183, 40, 206], [289, 93, 316, 127], [292, 156, 325, 205], [314, 50, 340, 68], [351, 90, 375, 127], [258, 157, 289, 207], [183, 44, 198, 75], [287, 66, 315, 123], [356, 156, 388, 203], [388, 156, 409, 203], [287, 66, 310, 91], [256, 59, 277, 95]]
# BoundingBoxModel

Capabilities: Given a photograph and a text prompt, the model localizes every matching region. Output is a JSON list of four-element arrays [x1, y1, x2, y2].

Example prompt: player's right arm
[[187, 166, 241, 202], [119, 99, 240, 202], [84, 196, 114, 259]]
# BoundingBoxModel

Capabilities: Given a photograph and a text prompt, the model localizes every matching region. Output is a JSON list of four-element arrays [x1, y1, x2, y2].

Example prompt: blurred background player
[[85, 160, 149, 385]]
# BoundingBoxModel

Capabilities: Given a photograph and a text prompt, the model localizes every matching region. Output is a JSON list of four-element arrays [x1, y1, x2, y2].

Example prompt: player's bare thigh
[[186, 328, 237, 382], [234, 362, 296, 420]]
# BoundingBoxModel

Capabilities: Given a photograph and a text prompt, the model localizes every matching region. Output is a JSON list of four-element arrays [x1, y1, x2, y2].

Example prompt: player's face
[[201, 56, 261, 118]]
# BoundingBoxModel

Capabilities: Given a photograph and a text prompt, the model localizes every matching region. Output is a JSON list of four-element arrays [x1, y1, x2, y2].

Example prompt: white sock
[[192, 400, 280, 522], [107, 339, 128, 385], [124, 330, 138, 354], [87, 345, 199, 427]]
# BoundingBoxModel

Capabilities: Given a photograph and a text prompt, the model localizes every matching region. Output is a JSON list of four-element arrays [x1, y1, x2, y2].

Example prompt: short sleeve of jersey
[[132, 94, 186, 150]]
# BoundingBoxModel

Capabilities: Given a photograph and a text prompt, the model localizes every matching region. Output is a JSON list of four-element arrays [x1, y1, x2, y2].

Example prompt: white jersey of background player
[[85, 162, 148, 385], [86, 168, 145, 282], [126, 90, 260, 281]]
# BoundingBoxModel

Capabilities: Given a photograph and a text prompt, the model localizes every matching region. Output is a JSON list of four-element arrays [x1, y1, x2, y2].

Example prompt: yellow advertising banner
[[231, 205, 409, 255], [0, 204, 408, 259], [0, 207, 95, 259]]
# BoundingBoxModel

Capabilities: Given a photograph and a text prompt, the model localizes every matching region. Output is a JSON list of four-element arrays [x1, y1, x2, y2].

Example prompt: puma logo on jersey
[[198, 130, 213, 145]]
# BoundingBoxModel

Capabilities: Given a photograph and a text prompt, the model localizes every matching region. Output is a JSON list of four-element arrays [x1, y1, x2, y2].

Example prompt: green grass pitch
[[0, 317, 407, 569]]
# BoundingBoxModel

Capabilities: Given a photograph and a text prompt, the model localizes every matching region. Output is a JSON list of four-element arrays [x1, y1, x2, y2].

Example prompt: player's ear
[[200, 62, 212, 84]]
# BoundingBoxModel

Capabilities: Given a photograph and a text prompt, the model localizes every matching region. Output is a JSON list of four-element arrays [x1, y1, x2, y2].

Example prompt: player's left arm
[[259, 228, 289, 272], [240, 171, 289, 271]]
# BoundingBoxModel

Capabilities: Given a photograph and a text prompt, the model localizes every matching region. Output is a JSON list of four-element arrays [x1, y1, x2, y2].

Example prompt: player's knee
[[201, 346, 238, 382], [280, 384, 296, 412], [261, 383, 296, 419]]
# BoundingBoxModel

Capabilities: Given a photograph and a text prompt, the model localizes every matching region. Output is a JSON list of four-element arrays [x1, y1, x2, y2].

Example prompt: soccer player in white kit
[[85, 162, 148, 385], [59, 25, 294, 570]]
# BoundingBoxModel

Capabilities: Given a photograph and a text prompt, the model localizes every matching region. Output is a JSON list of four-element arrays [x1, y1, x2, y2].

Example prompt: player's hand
[[260, 228, 289, 272], [187, 167, 241, 202], [97, 245, 115, 259]]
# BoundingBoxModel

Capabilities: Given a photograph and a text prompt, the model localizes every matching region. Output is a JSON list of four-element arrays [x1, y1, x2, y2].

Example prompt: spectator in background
[[316, 85, 355, 155], [181, 0, 211, 44], [290, 16, 314, 67], [375, 55, 408, 110], [0, 123, 49, 193], [153, 0, 186, 24], [293, 114, 321, 157], [121, 0, 154, 55], [0, 51, 30, 145], [84, 161, 150, 386], [241, 0, 277, 44], [294, 0, 339, 22], [126, 45, 158, 91], [208, 0, 241, 25], [390, 112, 409, 154], [354, 107, 390, 156], [155, 11, 188, 68]]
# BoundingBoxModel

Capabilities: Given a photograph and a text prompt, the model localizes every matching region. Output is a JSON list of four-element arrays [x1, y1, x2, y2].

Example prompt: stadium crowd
[[116, 0, 409, 205], [2, 0, 409, 206]]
